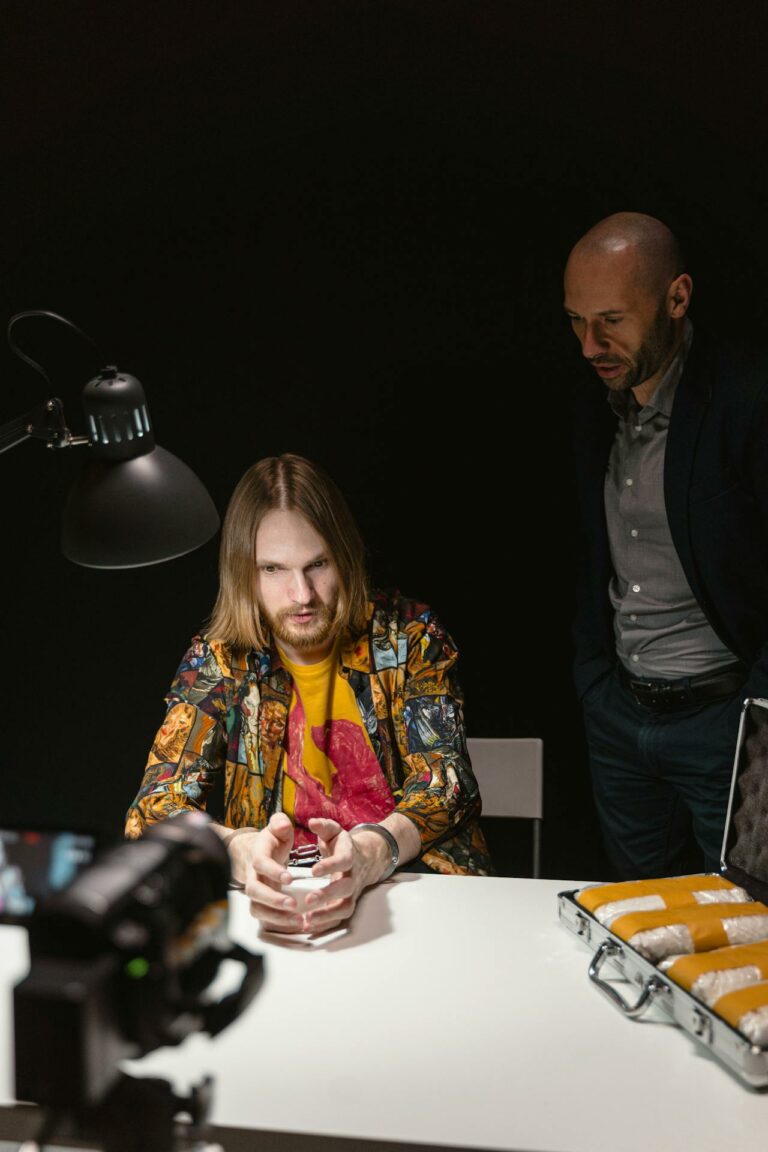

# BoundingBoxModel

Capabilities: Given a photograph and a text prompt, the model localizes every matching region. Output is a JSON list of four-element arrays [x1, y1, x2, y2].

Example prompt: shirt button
[[634, 424, 642, 432], [631, 654, 640, 662], [630, 614, 637, 621], [632, 584, 640, 592], [625, 478, 633, 486], [630, 529, 639, 537]]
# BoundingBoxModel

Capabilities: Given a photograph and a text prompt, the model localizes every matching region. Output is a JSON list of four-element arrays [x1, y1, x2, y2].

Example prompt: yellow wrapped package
[[576, 874, 750, 927], [666, 941, 768, 1005], [710, 981, 768, 1046], [607, 901, 768, 963]]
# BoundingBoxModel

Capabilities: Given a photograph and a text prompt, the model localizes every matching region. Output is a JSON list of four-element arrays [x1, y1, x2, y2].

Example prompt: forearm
[[127, 639, 232, 836], [125, 787, 200, 838], [393, 741, 482, 854], [210, 822, 263, 885], [350, 812, 422, 885], [210, 822, 250, 846], [396, 611, 481, 849], [382, 811, 422, 863]]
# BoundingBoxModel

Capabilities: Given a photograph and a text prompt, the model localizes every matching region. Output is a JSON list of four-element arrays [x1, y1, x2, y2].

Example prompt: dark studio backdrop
[[1, 0, 767, 880]]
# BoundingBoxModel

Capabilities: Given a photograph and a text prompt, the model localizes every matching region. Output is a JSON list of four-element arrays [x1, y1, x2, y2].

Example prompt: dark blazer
[[571, 332, 768, 702]]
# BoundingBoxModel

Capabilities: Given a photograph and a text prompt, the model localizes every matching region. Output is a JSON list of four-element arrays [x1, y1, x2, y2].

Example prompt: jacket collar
[[243, 610, 375, 682], [340, 599, 381, 674]]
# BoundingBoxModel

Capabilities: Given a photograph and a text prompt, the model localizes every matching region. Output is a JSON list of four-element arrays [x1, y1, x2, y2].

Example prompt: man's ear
[[668, 272, 693, 318]]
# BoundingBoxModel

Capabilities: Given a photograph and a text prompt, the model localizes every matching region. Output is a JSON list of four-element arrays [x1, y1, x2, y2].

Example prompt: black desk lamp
[[0, 310, 220, 568]]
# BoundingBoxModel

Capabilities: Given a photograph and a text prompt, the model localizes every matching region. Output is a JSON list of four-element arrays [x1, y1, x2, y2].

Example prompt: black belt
[[617, 661, 746, 713]]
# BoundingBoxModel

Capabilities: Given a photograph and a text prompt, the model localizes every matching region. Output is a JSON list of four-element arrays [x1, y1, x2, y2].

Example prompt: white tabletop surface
[[3, 875, 767, 1152]]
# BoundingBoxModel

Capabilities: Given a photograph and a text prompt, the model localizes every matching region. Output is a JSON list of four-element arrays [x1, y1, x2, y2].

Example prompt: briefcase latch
[[574, 911, 592, 942], [691, 1006, 713, 1045]]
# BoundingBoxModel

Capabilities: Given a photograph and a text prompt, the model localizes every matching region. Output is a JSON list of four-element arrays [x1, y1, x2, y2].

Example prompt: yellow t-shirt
[[278, 643, 395, 845]]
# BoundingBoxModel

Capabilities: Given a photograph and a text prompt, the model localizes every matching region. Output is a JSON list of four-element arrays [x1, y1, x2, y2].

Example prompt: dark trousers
[[582, 667, 744, 879]]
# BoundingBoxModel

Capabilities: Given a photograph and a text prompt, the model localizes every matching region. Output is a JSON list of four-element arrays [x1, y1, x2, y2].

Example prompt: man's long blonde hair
[[206, 454, 368, 650]]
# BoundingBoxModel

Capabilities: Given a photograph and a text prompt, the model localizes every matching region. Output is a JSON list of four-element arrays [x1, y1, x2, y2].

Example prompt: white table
[[2, 875, 767, 1152]]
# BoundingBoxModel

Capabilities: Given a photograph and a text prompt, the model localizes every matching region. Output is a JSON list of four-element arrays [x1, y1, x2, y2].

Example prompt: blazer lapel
[[665, 335, 713, 579]]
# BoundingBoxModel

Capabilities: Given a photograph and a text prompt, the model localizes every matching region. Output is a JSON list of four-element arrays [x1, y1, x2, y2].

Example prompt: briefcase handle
[[588, 939, 671, 1019]]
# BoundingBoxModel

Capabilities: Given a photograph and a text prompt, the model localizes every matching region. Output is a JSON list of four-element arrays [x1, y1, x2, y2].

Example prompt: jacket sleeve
[[680, 356, 768, 705], [732, 378, 768, 703], [572, 543, 615, 701], [124, 638, 232, 839], [570, 380, 616, 701], [393, 607, 481, 851]]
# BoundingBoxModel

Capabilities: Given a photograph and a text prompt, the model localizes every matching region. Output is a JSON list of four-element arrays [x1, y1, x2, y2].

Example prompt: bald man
[[564, 212, 768, 879]]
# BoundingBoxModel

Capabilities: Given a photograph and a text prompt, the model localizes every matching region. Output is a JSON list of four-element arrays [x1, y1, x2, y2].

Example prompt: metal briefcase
[[558, 696, 768, 1088]]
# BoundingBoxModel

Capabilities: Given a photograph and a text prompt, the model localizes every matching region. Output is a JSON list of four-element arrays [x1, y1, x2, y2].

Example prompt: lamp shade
[[61, 445, 220, 568], [57, 365, 220, 568]]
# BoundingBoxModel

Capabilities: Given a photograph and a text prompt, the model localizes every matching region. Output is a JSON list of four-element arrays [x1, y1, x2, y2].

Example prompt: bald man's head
[[563, 212, 692, 405], [568, 212, 685, 297]]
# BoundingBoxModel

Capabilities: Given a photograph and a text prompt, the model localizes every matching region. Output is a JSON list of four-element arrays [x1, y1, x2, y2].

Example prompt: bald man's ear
[[667, 273, 692, 319]]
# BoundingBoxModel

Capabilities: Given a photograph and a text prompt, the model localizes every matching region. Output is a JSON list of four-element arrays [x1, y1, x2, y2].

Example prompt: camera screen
[[0, 828, 100, 923]]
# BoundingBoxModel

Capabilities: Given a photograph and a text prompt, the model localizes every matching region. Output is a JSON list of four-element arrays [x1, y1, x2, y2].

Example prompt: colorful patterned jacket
[[125, 592, 492, 875]]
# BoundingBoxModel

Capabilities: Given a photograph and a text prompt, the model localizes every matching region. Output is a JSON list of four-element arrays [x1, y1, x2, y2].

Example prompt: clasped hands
[[227, 813, 389, 934]]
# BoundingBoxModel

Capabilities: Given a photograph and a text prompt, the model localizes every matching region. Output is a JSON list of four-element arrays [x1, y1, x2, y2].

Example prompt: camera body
[[13, 811, 262, 1110]]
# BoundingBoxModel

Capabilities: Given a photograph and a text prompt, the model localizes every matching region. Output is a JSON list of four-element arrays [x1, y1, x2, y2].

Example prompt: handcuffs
[[289, 824, 399, 879]]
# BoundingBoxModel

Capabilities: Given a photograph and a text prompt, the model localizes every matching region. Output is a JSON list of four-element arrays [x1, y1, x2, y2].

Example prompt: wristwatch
[[350, 822, 399, 880]]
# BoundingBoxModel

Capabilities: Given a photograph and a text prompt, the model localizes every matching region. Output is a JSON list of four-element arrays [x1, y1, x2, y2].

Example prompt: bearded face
[[255, 507, 342, 663]]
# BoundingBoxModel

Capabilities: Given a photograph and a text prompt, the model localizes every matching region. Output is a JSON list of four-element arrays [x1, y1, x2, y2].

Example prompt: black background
[[2, 0, 768, 880]]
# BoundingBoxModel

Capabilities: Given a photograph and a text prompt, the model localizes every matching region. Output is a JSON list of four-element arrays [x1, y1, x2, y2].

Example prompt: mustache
[[588, 355, 625, 366], [275, 604, 332, 623]]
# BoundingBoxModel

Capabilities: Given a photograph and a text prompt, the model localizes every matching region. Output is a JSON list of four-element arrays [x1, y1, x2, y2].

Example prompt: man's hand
[[298, 816, 394, 933], [220, 812, 420, 935], [226, 813, 308, 934]]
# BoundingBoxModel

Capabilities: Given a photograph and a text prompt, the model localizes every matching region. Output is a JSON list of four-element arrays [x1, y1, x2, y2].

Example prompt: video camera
[[3, 812, 263, 1150]]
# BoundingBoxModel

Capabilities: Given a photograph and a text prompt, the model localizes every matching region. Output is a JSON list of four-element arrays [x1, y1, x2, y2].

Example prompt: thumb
[[307, 816, 343, 838], [268, 812, 295, 844], [307, 817, 343, 852]]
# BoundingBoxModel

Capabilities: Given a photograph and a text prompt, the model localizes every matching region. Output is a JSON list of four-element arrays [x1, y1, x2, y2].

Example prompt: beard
[[594, 305, 676, 393], [265, 596, 340, 651]]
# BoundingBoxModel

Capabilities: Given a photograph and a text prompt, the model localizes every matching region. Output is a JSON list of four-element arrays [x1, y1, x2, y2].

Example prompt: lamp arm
[[0, 397, 89, 456]]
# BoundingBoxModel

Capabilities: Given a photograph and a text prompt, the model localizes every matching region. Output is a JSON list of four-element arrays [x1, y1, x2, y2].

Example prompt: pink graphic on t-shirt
[[284, 690, 394, 845]]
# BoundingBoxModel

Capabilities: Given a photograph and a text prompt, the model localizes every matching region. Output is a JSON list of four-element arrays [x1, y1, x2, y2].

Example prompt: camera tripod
[[17, 1072, 225, 1152]]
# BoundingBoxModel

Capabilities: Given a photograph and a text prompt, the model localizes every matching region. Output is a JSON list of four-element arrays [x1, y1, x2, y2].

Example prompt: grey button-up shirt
[[605, 323, 735, 678]]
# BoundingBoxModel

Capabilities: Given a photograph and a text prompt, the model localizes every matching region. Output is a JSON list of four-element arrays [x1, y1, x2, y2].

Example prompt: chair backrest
[[467, 737, 544, 876], [467, 737, 543, 819]]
